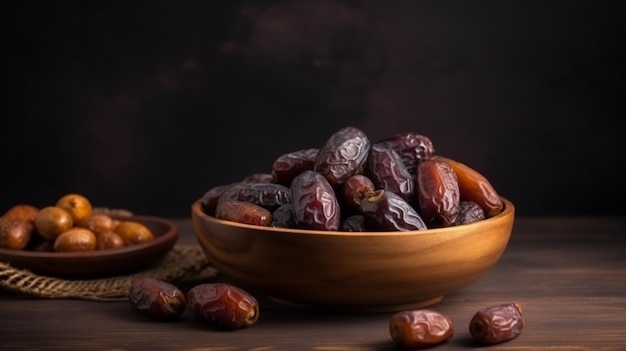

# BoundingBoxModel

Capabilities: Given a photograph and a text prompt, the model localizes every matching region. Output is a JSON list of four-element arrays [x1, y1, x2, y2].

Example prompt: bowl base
[[268, 296, 444, 313]]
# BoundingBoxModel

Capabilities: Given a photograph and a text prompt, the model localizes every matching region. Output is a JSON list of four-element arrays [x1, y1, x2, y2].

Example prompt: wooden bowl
[[191, 198, 515, 312], [0, 215, 179, 278]]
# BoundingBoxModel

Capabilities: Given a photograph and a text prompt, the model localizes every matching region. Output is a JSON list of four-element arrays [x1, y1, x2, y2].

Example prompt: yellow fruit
[[114, 221, 154, 245]]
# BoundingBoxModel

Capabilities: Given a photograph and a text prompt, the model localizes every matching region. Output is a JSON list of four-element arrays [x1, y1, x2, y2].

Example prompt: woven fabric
[[0, 245, 218, 301]]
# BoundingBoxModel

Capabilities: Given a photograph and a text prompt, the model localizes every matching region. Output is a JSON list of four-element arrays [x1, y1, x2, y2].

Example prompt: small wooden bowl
[[191, 198, 515, 312], [0, 215, 178, 278]]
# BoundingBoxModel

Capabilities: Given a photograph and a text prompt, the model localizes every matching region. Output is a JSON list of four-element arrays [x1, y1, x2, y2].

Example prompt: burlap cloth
[[0, 244, 218, 301], [0, 208, 221, 300]]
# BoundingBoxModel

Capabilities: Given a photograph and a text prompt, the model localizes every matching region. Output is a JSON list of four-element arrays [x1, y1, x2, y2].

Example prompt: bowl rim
[[191, 197, 515, 237], [0, 214, 178, 259]]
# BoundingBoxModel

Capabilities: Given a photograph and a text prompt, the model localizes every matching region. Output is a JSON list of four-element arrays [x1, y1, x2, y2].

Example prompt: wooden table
[[2, 217, 625, 350]]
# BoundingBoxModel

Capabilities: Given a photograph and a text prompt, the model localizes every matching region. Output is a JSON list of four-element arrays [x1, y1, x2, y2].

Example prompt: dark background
[[3, 0, 625, 218]]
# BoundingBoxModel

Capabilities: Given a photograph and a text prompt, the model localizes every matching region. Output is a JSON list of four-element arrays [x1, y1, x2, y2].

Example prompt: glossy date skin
[[187, 283, 259, 330], [215, 200, 273, 226], [389, 309, 454, 348], [341, 174, 376, 215], [360, 190, 427, 231], [434, 155, 503, 217], [469, 303, 524, 345], [271, 148, 319, 186], [217, 182, 291, 211], [128, 277, 187, 320], [314, 126, 371, 187], [291, 170, 341, 231], [367, 143, 416, 204], [416, 159, 460, 227], [378, 131, 435, 173]]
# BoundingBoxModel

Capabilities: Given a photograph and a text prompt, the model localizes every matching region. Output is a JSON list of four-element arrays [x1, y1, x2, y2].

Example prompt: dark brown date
[[469, 303, 524, 345], [360, 190, 427, 231], [455, 201, 486, 225], [200, 183, 237, 216], [314, 126, 371, 187], [340, 214, 369, 232], [291, 170, 341, 231], [389, 309, 454, 348], [128, 277, 187, 320], [187, 283, 259, 330], [215, 200, 273, 226], [416, 159, 460, 227], [366, 143, 416, 204], [434, 155, 504, 218], [378, 131, 435, 173], [271, 204, 296, 228], [271, 148, 319, 186], [341, 174, 376, 215], [217, 182, 291, 211]]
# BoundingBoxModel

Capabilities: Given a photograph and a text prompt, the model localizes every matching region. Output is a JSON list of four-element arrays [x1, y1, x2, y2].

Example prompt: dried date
[[469, 303, 524, 345], [389, 309, 454, 348], [454, 201, 485, 225], [341, 174, 376, 215], [187, 283, 259, 330], [271, 204, 296, 228], [378, 131, 435, 173], [271, 148, 319, 186], [314, 126, 371, 187], [291, 170, 341, 231], [217, 182, 291, 211], [200, 183, 237, 216], [434, 156, 504, 217], [215, 200, 273, 226], [360, 190, 427, 231], [340, 214, 369, 232], [416, 159, 460, 227], [128, 277, 187, 320], [366, 143, 416, 204]]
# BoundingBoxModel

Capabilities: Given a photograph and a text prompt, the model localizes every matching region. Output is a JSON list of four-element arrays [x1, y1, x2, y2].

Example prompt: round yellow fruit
[[34, 206, 74, 241], [56, 193, 93, 223]]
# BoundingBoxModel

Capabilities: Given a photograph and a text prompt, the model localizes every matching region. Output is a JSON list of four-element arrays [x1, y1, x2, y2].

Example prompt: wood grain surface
[[2, 217, 625, 350]]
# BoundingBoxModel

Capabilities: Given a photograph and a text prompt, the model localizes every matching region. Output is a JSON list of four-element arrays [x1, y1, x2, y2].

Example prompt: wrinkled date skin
[[377, 131, 435, 173], [340, 214, 369, 232], [291, 170, 341, 231], [434, 155, 504, 218], [389, 309, 454, 349], [341, 174, 376, 215], [215, 200, 273, 226], [455, 201, 486, 225], [314, 126, 371, 187], [360, 190, 427, 231], [416, 159, 460, 228], [469, 303, 524, 345], [272, 148, 319, 186], [200, 183, 237, 216], [128, 277, 187, 320], [242, 172, 274, 183], [187, 283, 259, 330], [367, 143, 416, 204], [217, 182, 291, 211]]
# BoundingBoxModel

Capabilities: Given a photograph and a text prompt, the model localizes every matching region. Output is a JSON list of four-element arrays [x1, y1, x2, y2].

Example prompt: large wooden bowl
[[191, 198, 515, 312]]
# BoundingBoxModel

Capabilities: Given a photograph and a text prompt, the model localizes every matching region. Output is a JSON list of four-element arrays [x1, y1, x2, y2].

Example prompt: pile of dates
[[0, 193, 154, 252], [201, 126, 504, 231]]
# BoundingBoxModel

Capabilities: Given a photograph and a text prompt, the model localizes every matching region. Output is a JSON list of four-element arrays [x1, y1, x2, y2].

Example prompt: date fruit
[[272, 148, 319, 186], [341, 174, 376, 215], [314, 126, 371, 187], [377, 131, 435, 173], [434, 155, 504, 217], [389, 309, 454, 348], [360, 190, 427, 231], [367, 143, 416, 204], [469, 303, 524, 345], [128, 277, 187, 320], [455, 201, 485, 225], [187, 283, 259, 330], [218, 182, 292, 211], [291, 170, 341, 231], [416, 159, 460, 227], [215, 200, 273, 226]]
